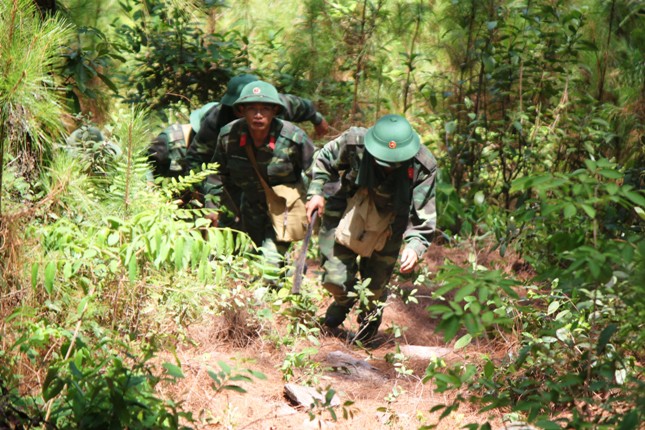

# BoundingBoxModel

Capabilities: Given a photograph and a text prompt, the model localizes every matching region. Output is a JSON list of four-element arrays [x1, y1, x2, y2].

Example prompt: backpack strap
[[412, 146, 437, 180]]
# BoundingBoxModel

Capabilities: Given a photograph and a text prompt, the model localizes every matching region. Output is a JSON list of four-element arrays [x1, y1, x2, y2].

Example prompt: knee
[[322, 282, 345, 298]]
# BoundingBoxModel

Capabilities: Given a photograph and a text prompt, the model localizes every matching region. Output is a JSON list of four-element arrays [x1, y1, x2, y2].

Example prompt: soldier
[[305, 114, 437, 343], [185, 74, 327, 175], [148, 102, 216, 179], [208, 80, 314, 283], [185, 74, 328, 222]]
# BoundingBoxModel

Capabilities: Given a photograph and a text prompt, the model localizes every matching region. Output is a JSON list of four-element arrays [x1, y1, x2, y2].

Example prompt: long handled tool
[[291, 210, 318, 294]]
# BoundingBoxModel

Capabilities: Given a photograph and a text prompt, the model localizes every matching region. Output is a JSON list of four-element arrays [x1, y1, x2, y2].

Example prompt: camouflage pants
[[318, 204, 407, 310]]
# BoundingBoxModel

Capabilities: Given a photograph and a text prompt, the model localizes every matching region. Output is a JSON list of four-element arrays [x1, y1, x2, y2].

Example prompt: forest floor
[[158, 244, 532, 430]]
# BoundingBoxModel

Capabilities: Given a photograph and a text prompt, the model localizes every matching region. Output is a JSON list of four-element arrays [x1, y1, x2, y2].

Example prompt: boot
[[354, 309, 382, 344], [323, 302, 352, 328]]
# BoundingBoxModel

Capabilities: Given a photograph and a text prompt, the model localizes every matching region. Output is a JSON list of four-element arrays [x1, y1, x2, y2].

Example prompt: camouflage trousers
[[318, 205, 408, 310]]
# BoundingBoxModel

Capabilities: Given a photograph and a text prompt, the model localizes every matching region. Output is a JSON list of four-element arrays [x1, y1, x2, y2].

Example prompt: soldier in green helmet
[[185, 74, 328, 224], [208, 80, 315, 284], [305, 114, 438, 343]]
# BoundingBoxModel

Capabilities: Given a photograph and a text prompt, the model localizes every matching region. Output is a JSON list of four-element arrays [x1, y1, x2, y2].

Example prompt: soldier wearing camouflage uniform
[[148, 102, 217, 179], [186, 74, 327, 175], [209, 81, 315, 279], [305, 114, 437, 342], [185, 74, 327, 223]]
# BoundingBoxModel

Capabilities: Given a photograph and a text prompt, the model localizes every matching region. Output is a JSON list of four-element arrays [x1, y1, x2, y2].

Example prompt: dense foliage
[[1, 0, 643, 429]]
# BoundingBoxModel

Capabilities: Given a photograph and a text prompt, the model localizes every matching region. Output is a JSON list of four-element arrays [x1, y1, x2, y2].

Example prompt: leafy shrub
[[427, 263, 519, 348], [510, 158, 645, 289], [422, 158, 644, 429]]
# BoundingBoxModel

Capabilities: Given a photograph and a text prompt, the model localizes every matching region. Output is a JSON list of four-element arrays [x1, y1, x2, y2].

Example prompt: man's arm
[[184, 105, 223, 175], [279, 93, 329, 137], [306, 135, 345, 198], [402, 150, 438, 259]]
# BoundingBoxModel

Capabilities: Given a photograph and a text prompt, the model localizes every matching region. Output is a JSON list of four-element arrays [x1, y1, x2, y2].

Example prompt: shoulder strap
[[414, 146, 437, 170], [243, 136, 280, 202]]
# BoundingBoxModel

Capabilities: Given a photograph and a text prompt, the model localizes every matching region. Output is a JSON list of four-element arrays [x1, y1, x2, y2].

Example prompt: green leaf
[[63, 261, 72, 279], [563, 203, 576, 218], [218, 361, 231, 374], [635, 206, 645, 221], [556, 327, 570, 342], [467, 301, 481, 315], [454, 284, 476, 302], [426, 304, 453, 316], [444, 121, 456, 134], [483, 360, 495, 378], [228, 374, 253, 382], [474, 191, 485, 206], [580, 204, 596, 218], [248, 370, 267, 380], [624, 190, 645, 207], [96, 71, 119, 93], [618, 409, 639, 430], [584, 159, 597, 171], [221, 384, 247, 393], [207, 370, 221, 384], [547, 300, 560, 315], [554, 309, 571, 321], [174, 236, 185, 270], [433, 373, 457, 387], [463, 313, 481, 335], [128, 256, 137, 283], [439, 316, 460, 342], [481, 311, 494, 324], [598, 169, 622, 179], [107, 232, 120, 246], [42, 367, 64, 401], [536, 419, 564, 430], [44, 261, 56, 295], [105, 216, 124, 228], [31, 263, 39, 289], [454, 333, 472, 350], [163, 362, 184, 378]]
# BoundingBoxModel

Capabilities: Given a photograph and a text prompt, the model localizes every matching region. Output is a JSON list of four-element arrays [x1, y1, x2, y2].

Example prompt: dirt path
[[158, 246, 522, 429]]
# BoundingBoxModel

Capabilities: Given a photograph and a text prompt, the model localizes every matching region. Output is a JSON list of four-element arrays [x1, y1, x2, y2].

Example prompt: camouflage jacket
[[148, 123, 191, 178], [205, 118, 314, 205], [185, 94, 324, 175], [307, 127, 437, 257]]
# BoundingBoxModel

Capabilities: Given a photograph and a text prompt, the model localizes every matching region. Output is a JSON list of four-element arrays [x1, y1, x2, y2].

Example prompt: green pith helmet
[[364, 114, 420, 164], [189, 101, 218, 133], [233, 80, 286, 111], [221, 74, 259, 106]]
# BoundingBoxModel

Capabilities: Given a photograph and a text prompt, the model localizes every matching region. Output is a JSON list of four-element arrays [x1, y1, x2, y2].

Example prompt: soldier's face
[[242, 103, 278, 133]]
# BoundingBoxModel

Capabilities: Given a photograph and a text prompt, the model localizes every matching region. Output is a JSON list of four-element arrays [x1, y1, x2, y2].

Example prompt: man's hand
[[399, 248, 418, 273], [306, 195, 325, 222], [314, 118, 329, 137], [204, 211, 219, 227]]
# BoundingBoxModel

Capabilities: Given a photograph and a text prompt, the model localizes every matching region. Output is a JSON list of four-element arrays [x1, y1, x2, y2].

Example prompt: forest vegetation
[[0, 0, 643, 429]]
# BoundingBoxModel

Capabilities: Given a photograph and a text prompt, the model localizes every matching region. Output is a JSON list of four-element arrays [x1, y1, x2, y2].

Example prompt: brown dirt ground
[[158, 244, 531, 430]]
